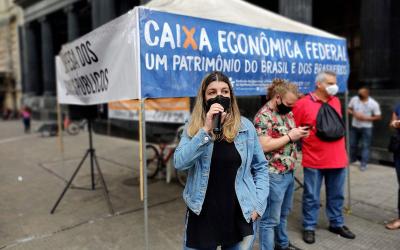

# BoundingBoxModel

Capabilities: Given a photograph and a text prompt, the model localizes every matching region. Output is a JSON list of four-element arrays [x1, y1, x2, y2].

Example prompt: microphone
[[212, 112, 222, 134]]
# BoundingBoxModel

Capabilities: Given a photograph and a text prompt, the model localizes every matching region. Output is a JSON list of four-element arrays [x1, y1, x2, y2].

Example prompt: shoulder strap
[[308, 93, 317, 102]]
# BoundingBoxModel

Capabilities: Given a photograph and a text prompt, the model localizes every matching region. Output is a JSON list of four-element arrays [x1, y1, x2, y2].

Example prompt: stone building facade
[[14, 0, 400, 161], [0, 0, 23, 118]]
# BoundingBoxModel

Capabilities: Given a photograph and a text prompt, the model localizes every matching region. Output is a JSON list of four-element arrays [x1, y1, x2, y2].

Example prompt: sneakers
[[328, 225, 356, 239], [302, 230, 315, 244]]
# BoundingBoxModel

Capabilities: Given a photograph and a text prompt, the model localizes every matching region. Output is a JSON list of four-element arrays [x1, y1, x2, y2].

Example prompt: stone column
[[100, 0, 116, 25], [18, 26, 26, 94], [90, 0, 116, 29], [39, 17, 55, 96], [90, 0, 101, 29], [391, 1, 400, 85], [23, 22, 40, 95], [65, 5, 80, 41], [279, 0, 313, 25], [360, 0, 391, 88]]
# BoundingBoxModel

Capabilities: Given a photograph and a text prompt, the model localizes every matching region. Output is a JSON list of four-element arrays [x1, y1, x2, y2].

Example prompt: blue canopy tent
[[56, 0, 350, 248]]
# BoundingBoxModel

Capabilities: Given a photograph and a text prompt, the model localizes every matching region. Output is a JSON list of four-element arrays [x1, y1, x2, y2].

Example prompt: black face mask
[[205, 95, 231, 113], [276, 99, 292, 115]]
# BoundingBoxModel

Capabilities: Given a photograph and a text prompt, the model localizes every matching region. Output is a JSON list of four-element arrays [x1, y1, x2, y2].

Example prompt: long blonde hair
[[187, 71, 241, 142]]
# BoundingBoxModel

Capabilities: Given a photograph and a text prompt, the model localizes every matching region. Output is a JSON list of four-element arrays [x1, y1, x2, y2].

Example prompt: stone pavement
[[0, 120, 399, 250]]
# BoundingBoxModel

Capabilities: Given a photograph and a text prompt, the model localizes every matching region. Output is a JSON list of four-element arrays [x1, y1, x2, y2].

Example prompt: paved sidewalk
[[0, 120, 399, 249]]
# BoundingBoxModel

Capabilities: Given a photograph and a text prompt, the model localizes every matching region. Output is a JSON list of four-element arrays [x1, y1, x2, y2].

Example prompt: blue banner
[[139, 8, 349, 98]]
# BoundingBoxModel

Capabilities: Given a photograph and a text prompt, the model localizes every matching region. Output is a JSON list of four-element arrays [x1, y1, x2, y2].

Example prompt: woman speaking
[[174, 71, 269, 250]]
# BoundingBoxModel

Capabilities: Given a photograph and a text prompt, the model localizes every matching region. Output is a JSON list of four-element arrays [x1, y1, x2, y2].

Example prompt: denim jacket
[[174, 117, 269, 222]]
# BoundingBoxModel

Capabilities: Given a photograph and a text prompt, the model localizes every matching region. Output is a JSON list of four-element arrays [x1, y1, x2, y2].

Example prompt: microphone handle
[[213, 112, 222, 134]]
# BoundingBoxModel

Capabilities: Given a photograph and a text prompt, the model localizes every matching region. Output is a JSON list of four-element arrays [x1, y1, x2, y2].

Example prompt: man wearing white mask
[[293, 70, 355, 244]]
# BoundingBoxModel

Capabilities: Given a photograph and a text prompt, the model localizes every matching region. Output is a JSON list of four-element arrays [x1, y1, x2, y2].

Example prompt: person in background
[[254, 79, 308, 250], [21, 105, 32, 133], [174, 71, 269, 250], [293, 70, 356, 244], [348, 87, 382, 171], [385, 103, 400, 230]]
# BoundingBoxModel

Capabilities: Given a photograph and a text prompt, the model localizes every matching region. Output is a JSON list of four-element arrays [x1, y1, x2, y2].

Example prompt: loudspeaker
[[68, 105, 98, 120]]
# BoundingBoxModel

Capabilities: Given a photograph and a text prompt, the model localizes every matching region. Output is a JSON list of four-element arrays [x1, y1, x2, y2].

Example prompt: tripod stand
[[50, 119, 114, 214]]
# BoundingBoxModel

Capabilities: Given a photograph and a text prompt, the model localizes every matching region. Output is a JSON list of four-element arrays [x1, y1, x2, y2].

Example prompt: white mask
[[325, 84, 339, 96]]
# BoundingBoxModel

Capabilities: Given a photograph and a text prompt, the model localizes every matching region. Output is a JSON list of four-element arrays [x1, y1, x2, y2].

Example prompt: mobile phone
[[301, 123, 312, 130]]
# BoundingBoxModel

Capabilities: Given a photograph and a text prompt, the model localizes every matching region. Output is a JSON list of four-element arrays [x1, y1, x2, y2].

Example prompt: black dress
[[186, 139, 253, 249]]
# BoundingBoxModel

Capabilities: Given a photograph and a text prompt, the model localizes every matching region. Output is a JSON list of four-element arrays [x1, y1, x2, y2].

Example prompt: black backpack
[[315, 101, 345, 141]]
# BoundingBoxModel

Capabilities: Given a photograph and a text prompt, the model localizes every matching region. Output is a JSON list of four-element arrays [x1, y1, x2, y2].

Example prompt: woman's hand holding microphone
[[203, 103, 227, 133]]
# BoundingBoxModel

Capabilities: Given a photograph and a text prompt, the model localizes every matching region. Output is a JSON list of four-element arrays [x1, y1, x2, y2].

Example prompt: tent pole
[[344, 90, 351, 214], [57, 101, 64, 154], [139, 98, 149, 250]]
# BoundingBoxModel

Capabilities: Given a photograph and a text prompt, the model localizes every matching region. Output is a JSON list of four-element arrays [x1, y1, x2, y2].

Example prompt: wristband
[[287, 134, 293, 143]]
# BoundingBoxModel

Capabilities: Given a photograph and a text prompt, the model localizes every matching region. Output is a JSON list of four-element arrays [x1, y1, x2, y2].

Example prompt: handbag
[[388, 135, 400, 153]]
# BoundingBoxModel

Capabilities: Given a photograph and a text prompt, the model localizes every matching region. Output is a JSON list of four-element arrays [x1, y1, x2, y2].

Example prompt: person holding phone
[[301, 124, 312, 131], [385, 103, 400, 230], [253, 79, 308, 250], [174, 71, 269, 250]]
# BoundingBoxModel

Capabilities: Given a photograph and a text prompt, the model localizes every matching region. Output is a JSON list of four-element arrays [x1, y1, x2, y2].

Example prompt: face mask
[[205, 95, 231, 112], [325, 84, 339, 96], [276, 98, 292, 115]]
